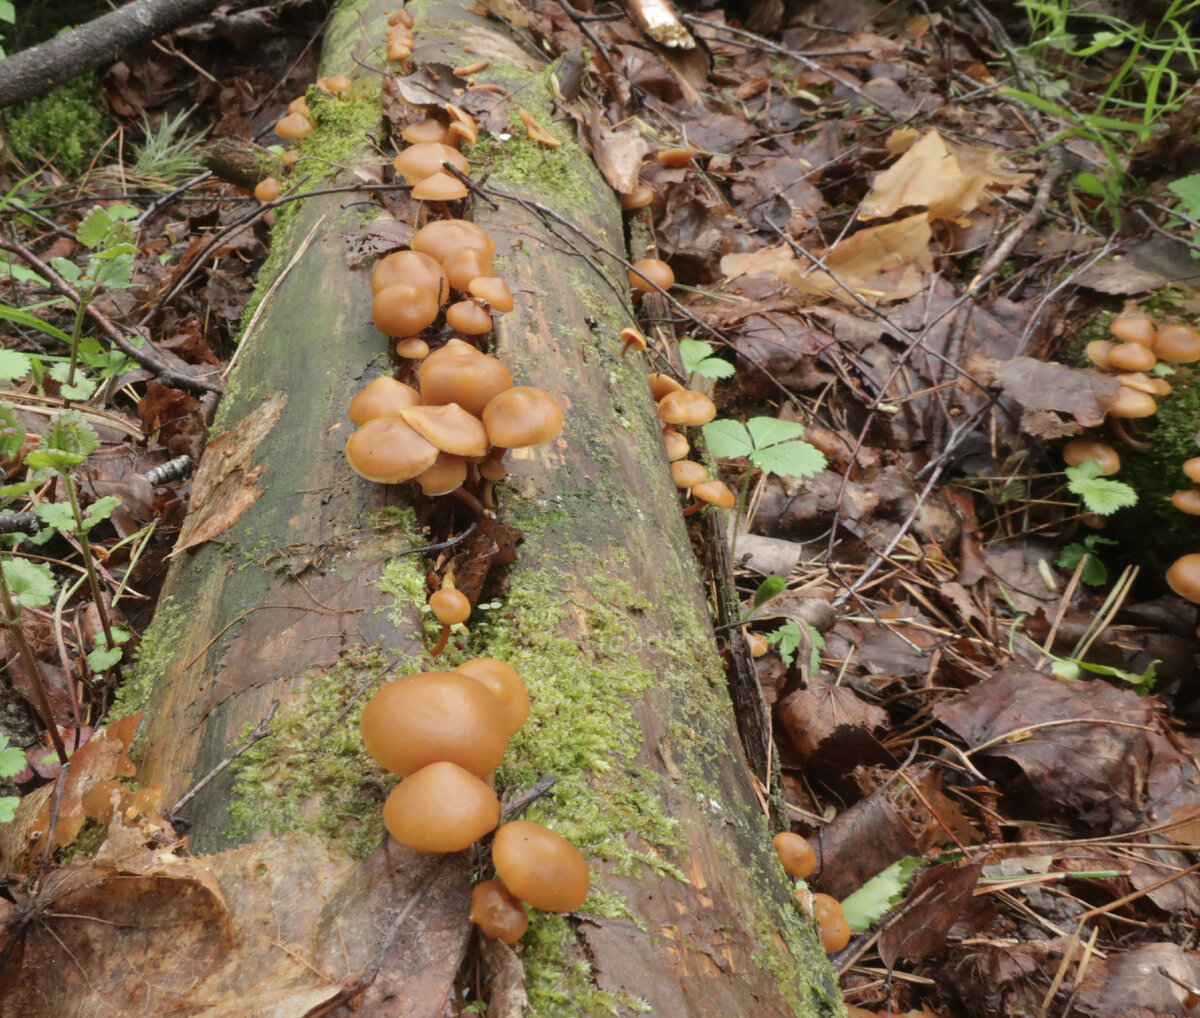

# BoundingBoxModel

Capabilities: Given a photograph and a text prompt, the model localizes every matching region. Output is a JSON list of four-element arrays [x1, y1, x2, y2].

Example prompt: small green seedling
[[1065, 459, 1138, 516], [1056, 533, 1117, 586], [839, 856, 925, 931], [0, 734, 26, 823], [679, 339, 735, 382]]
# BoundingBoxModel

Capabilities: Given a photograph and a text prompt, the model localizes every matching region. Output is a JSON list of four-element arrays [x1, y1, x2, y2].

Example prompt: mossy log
[[109, 0, 843, 1014]]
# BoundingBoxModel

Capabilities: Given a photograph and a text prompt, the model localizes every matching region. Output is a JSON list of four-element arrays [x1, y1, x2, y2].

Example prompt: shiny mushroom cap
[[482, 386, 564, 448], [1110, 313, 1157, 345], [402, 118, 451, 145], [456, 657, 529, 736], [1062, 438, 1120, 475], [467, 276, 514, 313], [371, 281, 440, 337], [345, 417, 439, 483], [371, 249, 449, 303], [1167, 553, 1200, 603], [349, 376, 421, 425], [691, 480, 735, 509], [657, 388, 717, 426], [620, 184, 654, 210], [445, 299, 493, 335], [400, 403, 490, 458], [412, 219, 497, 263], [1106, 385, 1158, 419], [393, 142, 469, 185], [491, 820, 589, 912], [415, 452, 468, 495], [419, 339, 513, 417], [1154, 324, 1200, 363], [671, 459, 707, 488], [274, 112, 314, 139], [412, 171, 469, 201], [1106, 342, 1157, 373], [382, 761, 500, 852], [629, 258, 674, 294]]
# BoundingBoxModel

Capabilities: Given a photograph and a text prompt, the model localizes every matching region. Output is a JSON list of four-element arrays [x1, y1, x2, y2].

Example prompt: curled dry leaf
[[516, 107, 561, 147]]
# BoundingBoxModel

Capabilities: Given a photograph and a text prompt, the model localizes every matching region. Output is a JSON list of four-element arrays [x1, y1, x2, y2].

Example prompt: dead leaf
[[587, 114, 648, 194], [965, 356, 1120, 434], [878, 862, 983, 968], [777, 675, 889, 761], [172, 391, 286, 555]]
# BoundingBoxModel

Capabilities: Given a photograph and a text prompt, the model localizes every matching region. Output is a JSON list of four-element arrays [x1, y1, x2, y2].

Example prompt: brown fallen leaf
[[517, 106, 561, 147], [965, 356, 1119, 435]]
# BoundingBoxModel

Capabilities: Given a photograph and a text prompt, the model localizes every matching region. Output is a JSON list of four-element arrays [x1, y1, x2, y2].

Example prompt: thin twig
[[169, 700, 279, 819]]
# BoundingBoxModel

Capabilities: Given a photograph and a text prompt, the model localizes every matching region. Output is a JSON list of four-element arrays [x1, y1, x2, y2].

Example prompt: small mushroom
[[345, 417, 438, 483], [619, 327, 647, 357], [402, 118, 451, 145], [274, 112, 314, 139], [1172, 489, 1200, 515], [348, 376, 421, 425], [419, 339, 512, 417], [467, 277, 515, 313], [628, 258, 674, 295], [371, 249, 448, 303], [396, 337, 430, 360], [411, 171, 469, 201], [657, 389, 717, 427], [620, 184, 654, 210], [415, 452, 469, 497], [1183, 457, 1200, 484], [648, 373, 684, 401], [393, 143, 469, 185], [662, 428, 689, 461], [1062, 438, 1120, 475], [1106, 342, 1157, 373], [372, 281, 440, 337], [491, 820, 590, 912], [683, 479, 735, 516], [470, 880, 529, 943], [656, 146, 696, 167], [1086, 340, 1114, 370], [670, 459, 707, 489], [429, 587, 471, 656], [482, 386, 564, 448], [445, 299, 493, 335], [1106, 385, 1158, 419], [1167, 553, 1200, 603], [1109, 313, 1157, 345], [772, 832, 816, 878], [456, 657, 529, 735], [1154, 324, 1200, 363], [442, 246, 492, 291], [400, 403, 490, 458], [254, 177, 282, 202]]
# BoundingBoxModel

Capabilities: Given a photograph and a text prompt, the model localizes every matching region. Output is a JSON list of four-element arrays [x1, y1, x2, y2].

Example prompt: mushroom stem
[[431, 623, 452, 657], [450, 485, 487, 517], [481, 478, 496, 511], [1109, 416, 1154, 453], [682, 499, 706, 517]]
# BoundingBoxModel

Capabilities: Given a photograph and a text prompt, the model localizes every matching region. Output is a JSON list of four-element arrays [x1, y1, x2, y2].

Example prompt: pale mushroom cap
[[400, 403, 490, 458], [349, 376, 422, 425], [1110, 313, 1157, 345], [692, 480, 735, 508], [287, 96, 311, 117], [657, 388, 717, 426], [1167, 553, 1200, 603], [412, 171, 469, 201], [1062, 438, 1120, 475], [1154, 324, 1200, 363], [393, 142, 469, 185], [482, 386, 564, 448], [345, 417, 439, 483]]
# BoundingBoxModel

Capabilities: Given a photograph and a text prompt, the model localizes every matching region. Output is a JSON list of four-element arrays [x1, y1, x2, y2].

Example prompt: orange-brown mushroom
[[393, 142, 469, 185], [412, 171, 469, 201], [1154, 324, 1200, 363], [620, 184, 654, 210], [1109, 313, 1157, 345], [491, 820, 589, 911], [254, 177, 282, 202], [370, 249, 449, 303], [1167, 554, 1200, 603], [773, 832, 816, 879], [419, 339, 513, 417], [371, 281, 440, 337], [445, 299, 493, 335], [383, 761, 500, 852], [1062, 438, 1120, 475], [345, 417, 438, 483], [683, 479, 735, 516], [657, 389, 717, 427], [482, 386, 564, 448], [400, 403, 490, 458], [629, 258, 674, 294], [456, 657, 529, 735], [467, 277, 515, 313], [470, 880, 529, 943], [274, 112, 314, 139], [1106, 342, 1157, 373], [429, 587, 471, 656], [348, 376, 421, 425]]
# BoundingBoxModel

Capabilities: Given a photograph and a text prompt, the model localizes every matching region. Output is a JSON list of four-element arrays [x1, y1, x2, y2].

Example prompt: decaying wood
[[1, 0, 843, 1014]]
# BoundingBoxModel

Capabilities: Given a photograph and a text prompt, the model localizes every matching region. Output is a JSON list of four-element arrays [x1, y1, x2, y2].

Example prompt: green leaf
[[701, 419, 754, 459], [1055, 535, 1116, 586], [1065, 460, 1138, 515], [0, 403, 25, 460], [1, 557, 56, 610], [58, 375, 99, 401], [766, 619, 803, 666], [746, 418, 807, 448], [51, 256, 82, 284], [87, 645, 124, 672], [1168, 174, 1200, 218], [25, 448, 86, 472], [750, 440, 826, 480], [840, 856, 926, 931], [0, 736, 25, 779], [0, 304, 73, 345], [81, 495, 121, 532], [0, 797, 17, 824], [41, 410, 99, 460], [1076, 657, 1157, 692], [0, 349, 31, 382], [808, 624, 825, 673], [0, 2, 16, 23], [95, 252, 133, 290], [77, 206, 114, 249], [34, 501, 76, 532], [753, 575, 787, 609], [678, 339, 736, 380]]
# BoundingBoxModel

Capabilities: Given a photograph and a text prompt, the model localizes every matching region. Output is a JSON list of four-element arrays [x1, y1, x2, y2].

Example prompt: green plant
[[1064, 459, 1137, 516], [3, 75, 110, 176], [130, 107, 208, 184], [701, 416, 826, 558], [1056, 533, 1117, 585], [747, 576, 824, 672], [0, 1, 15, 60], [0, 734, 25, 822], [839, 856, 925, 931], [678, 339, 735, 383]]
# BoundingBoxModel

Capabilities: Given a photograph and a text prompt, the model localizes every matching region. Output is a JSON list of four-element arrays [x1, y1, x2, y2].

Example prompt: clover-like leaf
[[0, 735, 25, 780], [1065, 460, 1138, 515], [679, 339, 736, 381]]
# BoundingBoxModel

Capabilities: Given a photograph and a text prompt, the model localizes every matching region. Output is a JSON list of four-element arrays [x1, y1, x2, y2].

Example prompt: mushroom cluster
[[772, 833, 849, 953], [359, 659, 589, 939], [1087, 312, 1199, 420], [645, 374, 736, 515], [1166, 457, 1200, 606], [386, 8, 415, 65]]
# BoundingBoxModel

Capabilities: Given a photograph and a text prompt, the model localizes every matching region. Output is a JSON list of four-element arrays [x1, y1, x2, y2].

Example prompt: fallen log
[[0, 1, 844, 1013]]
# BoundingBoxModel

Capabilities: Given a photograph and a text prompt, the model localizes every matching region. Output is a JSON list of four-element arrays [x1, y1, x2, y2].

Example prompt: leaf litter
[[3, 0, 1200, 1014]]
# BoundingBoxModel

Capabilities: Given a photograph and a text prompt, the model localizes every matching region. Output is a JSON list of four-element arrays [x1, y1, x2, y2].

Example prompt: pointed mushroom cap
[[1167, 553, 1200, 603], [400, 402, 490, 458], [445, 103, 478, 146], [1110, 313, 1157, 345], [349, 376, 422, 425], [648, 373, 684, 402], [345, 417, 439, 483], [393, 143, 469, 185], [412, 171, 469, 201], [382, 761, 500, 852], [692, 480, 735, 508], [657, 389, 717, 426], [467, 277, 515, 312], [274, 112, 314, 139], [482, 386, 564, 448], [419, 339, 513, 417], [288, 96, 311, 117], [371, 249, 449, 302]]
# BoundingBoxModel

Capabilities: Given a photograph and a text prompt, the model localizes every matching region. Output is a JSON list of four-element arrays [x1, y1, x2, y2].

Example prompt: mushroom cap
[[1184, 457, 1200, 484], [456, 657, 529, 736], [412, 170, 469, 201], [748, 631, 768, 658], [400, 402, 490, 458], [1106, 342, 1157, 373], [619, 327, 647, 353], [415, 452, 468, 495], [445, 299, 493, 335], [1062, 438, 1120, 475], [388, 8, 414, 27], [1106, 385, 1158, 419], [470, 880, 528, 943], [491, 820, 590, 911], [662, 428, 689, 461], [322, 73, 352, 94], [371, 249, 449, 303], [657, 389, 717, 426], [445, 103, 478, 146], [386, 38, 412, 60], [692, 480, 735, 508], [287, 96, 311, 117], [274, 112, 314, 139], [371, 281, 440, 337], [820, 914, 852, 953], [629, 258, 674, 294], [467, 276, 515, 313], [1172, 489, 1200, 515], [620, 184, 654, 210], [412, 219, 497, 263], [1155, 324, 1200, 363], [349, 376, 422, 425], [396, 337, 430, 360], [402, 118, 451, 145], [482, 386, 564, 448], [479, 454, 507, 481], [1086, 340, 1114, 370], [393, 142, 469, 185], [345, 417, 439, 483], [254, 177, 282, 202], [419, 339, 513, 417], [1167, 553, 1200, 603], [430, 587, 471, 625], [773, 832, 816, 878], [648, 373, 684, 402], [1110, 313, 1157, 345], [382, 761, 500, 852], [671, 459, 707, 488], [1113, 371, 1171, 396], [656, 146, 696, 167], [360, 670, 508, 776], [442, 246, 492, 291]]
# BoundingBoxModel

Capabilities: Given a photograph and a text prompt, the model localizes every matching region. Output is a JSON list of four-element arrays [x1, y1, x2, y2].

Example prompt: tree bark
[[0, 0, 226, 109], [3, 1, 844, 1014]]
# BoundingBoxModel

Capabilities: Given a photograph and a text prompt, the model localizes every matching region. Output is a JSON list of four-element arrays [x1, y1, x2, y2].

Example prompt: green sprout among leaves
[[1056, 533, 1117, 586], [678, 339, 735, 383], [0, 735, 26, 823], [1064, 459, 1138, 516], [748, 576, 824, 673]]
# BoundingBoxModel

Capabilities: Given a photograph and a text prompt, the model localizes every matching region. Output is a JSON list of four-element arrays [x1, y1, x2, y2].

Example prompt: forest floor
[[3, 0, 1200, 1015]]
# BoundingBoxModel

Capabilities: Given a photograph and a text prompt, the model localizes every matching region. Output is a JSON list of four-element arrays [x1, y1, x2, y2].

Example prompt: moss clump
[[226, 650, 401, 858], [112, 596, 187, 718], [3, 75, 109, 175]]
